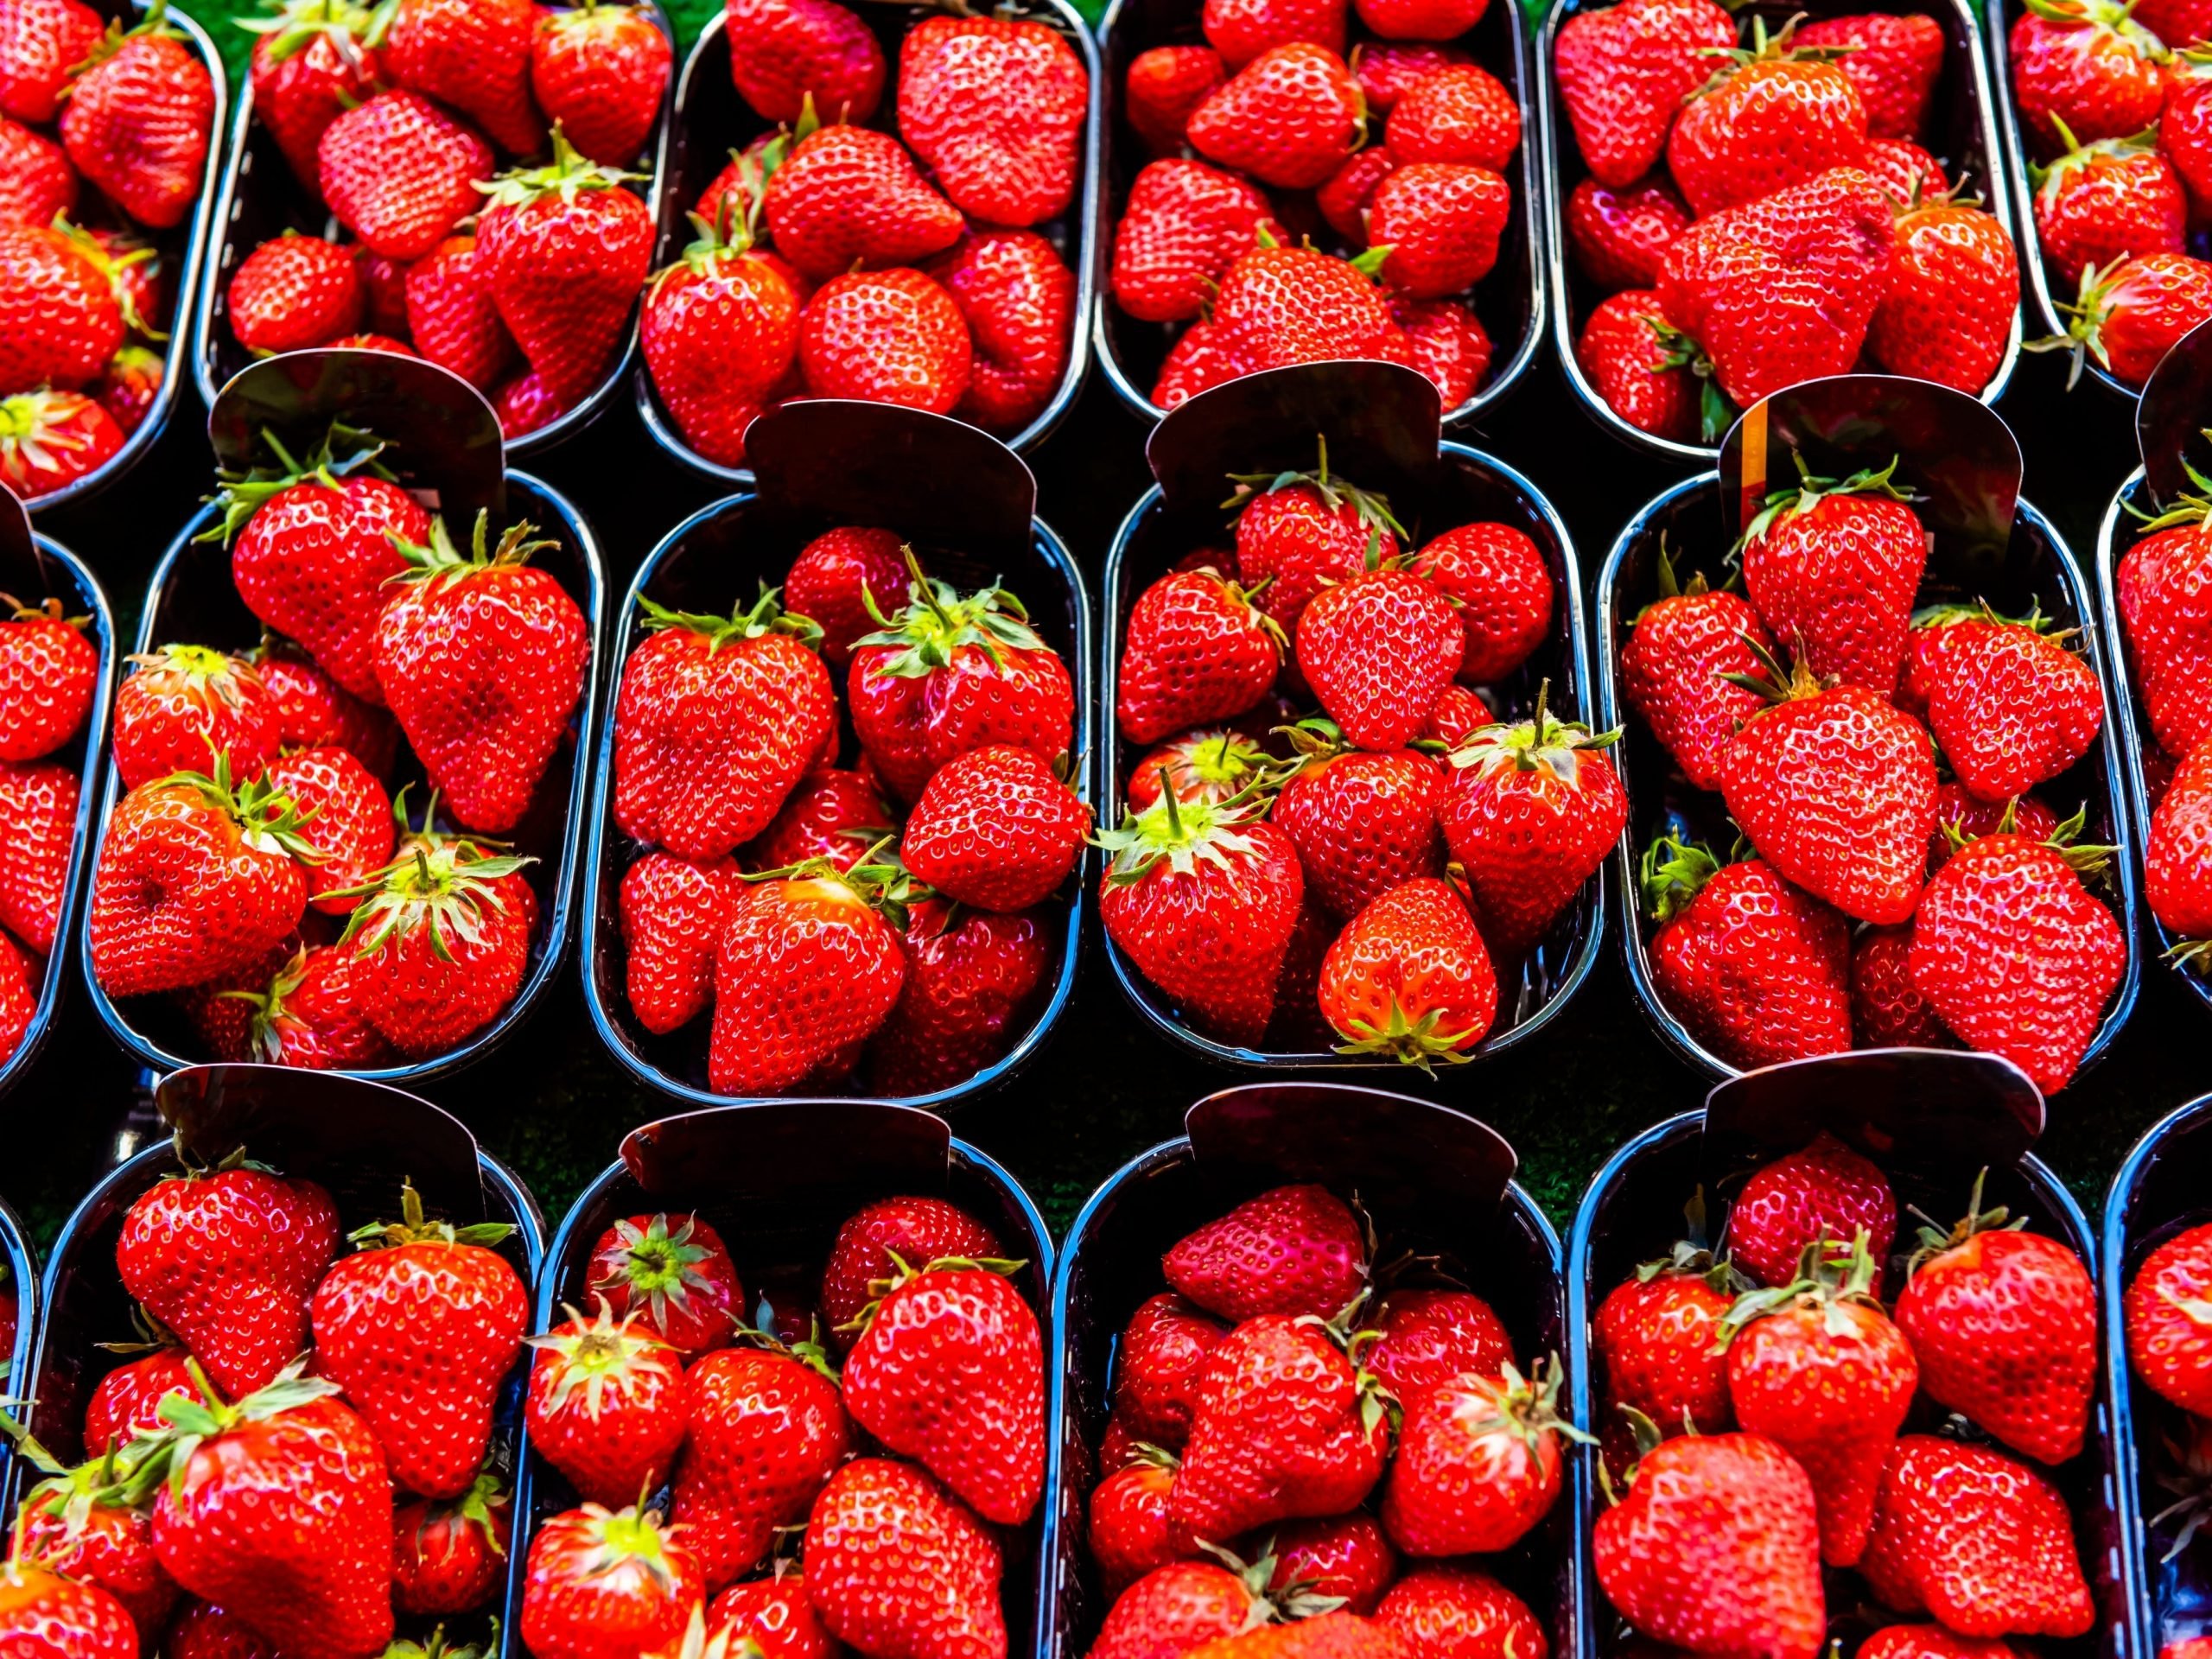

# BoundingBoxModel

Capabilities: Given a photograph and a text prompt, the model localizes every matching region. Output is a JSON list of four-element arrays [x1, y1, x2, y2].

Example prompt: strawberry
[[707, 1565, 841, 1659], [849, 565, 1072, 803], [2007, 0, 2166, 160], [1866, 199, 2019, 391], [1088, 1554, 1280, 1659], [1728, 1133, 1896, 1289], [931, 229, 1074, 433], [868, 899, 1053, 1094], [407, 233, 520, 392], [710, 863, 907, 1093], [477, 134, 654, 404], [112, 646, 282, 791], [12, 1453, 177, 1635], [225, 234, 362, 355], [820, 1197, 999, 1342], [2150, 740, 2212, 953], [0, 225, 124, 390], [1099, 791, 1306, 1044], [166, 1601, 280, 1658], [494, 369, 569, 436], [376, 513, 589, 833], [1567, 175, 1692, 290], [1169, 1310, 1389, 1551], [1374, 1566, 1545, 1659], [235, 943, 391, 1069], [1274, 726, 1443, 918], [242, 0, 383, 190], [527, 1300, 690, 1505], [1861, 1629, 2024, 1659], [532, 1, 669, 166], [2140, 0, 2212, 42], [1620, 557, 1772, 791], [84, 1348, 194, 1452], [1111, 1293, 1229, 1448], [1739, 458, 1926, 697], [1932, 784, 2062, 869], [1592, 1239, 1738, 1462], [1797, 13, 1943, 139], [1154, 316, 1244, 406], [1119, 566, 1283, 745], [1591, 1433, 1824, 1659], [1656, 168, 1896, 410], [1366, 162, 1510, 299], [248, 642, 397, 779], [1926, 615, 2104, 803], [899, 15, 1085, 227], [1189, 43, 1364, 188], [724, 0, 882, 124], [1164, 1184, 1366, 1324], [319, 90, 494, 262], [1211, 241, 1416, 376], [89, 760, 314, 1000], [1577, 293, 1698, 442], [2162, 72, 2212, 219], [0, 594, 95, 763], [899, 744, 1088, 911], [1381, 1358, 1575, 1554], [1298, 563, 1464, 752], [643, 212, 799, 467], [385, 0, 540, 155], [1269, 1515, 1397, 1615], [92, 348, 161, 438], [1384, 64, 1519, 170], [0, 0, 101, 123], [1554, 0, 1737, 187], [1184, 1615, 1418, 1656], [1357, 42, 1470, 111], [0, 1560, 139, 1655], [1128, 45, 1227, 152], [1851, 923, 1952, 1046], [764, 123, 963, 281], [1720, 660, 1937, 926], [0, 389, 123, 499], [2032, 128, 2184, 289], [60, 7, 213, 231], [747, 768, 893, 871], [262, 747, 391, 915], [1203, 0, 1344, 68], [1318, 146, 1394, 239], [1089, 1446, 1181, 1598], [2121, 477, 2212, 756], [619, 851, 742, 1033], [1319, 875, 1497, 1063], [2126, 1220, 2212, 1410], [1909, 829, 2125, 1093], [588, 1211, 745, 1356], [1231, 442, 1403, 633], [1895, 1180, 2094, 1465], [1359, 1288, 1508, 1408], [806, 1459, 1006, 1659], [0, 115, 73, 230], [783, 525, 908, 669], [1859, 1437, 2094, 1637], [339, 807, 537, 1054], [0, 931, 27, 1065], [671, 1339, 850, 1588], [520, 1503, 703, 1659], [613, 588, 836, 860], [1413, 523, 1553, 683], [799, 265, 972, 413], [1866, 135, 1950, 203], [392, 1475, 511, 1614]]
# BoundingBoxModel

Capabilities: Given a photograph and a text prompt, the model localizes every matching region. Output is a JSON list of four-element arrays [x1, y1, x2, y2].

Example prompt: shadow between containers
[[190, 0, 677, 458], [1041, 1080, 1569, 1657], [0, 532, 114, 1099], [74, 471, 605, 1084], [1537, 0, 2024, 461], [29, 0, 226, 514], [509, 1098, 1053, 1659], [1089, 0, 1545, 427], [1594, 472, 2142, 1081], [3, 1063, 546, 1655], [1567, 1052, 2127, 1659], [630, 0, 1102, 482]]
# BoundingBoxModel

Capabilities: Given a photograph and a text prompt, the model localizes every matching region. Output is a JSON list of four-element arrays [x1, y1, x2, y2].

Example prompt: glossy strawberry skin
[[2008, 2, 2166, 161], [763, 124, 963, 281], [1554, 0, 1738, 187], [1357, 40, 1470, 110], [1577, 290, 1696, 442], [2127, 1222, 2212, 1413], [405, 233, 518, 393], [520, 1504, 705, 1659], [1798, 12, 1941, 138], [0, 931, 28, 1065], [1382, 1368, 1568, 1556], [526, 1312, 691, 1510], [0, 760, 75, 955], [2036, 137, 2184, 289], [1667, 59, 1870, 219], [1270, 1514, 1400, 1615], [707, 1567, 842, 1659], [1622, 584, 1772, 791], [1567, 174, 1692, 290], [318, 91, 493, 263], [1128, 44, 1227, 152], [1374, 1566, 1545, 1659], [1368, 162, 1510, 299], [83, 1347, 194, 1453], [1299, 569, 1465, 753], [2120, 517, 2212, 759], [587, 1212, 744, 1357], [1118, 566, 1281, 744], [644, 240, 799, 467], [1238, 481, 1398, 633], [344, 850, 536, 1058], [673, 1346, 851, 1590], [264, 747, 391, 917], [226, 234, 360, 355], [724, 0, 883, 124], [0, 601, 97, 764], [2150, 741, 2212, 941], [1165, 1184, 1367, 1325], [1319, 875, 1499, 1057], [899, 14, 1087, 227], [1925, 622, 2104, 804], [2070, 251, 2212, 385], [1386, 63, 1520, 173], [1443, 725, 1625, 961], [1090, 1560, 1262, 1659], [849, 628, 1074, 806], [1851, 923, 1952, 1047], [783, 526, 909, 670], [746, 768, 895, 873], [1593, 1265, 1735, 1452], [0, 226, 124, 391], [933, 230, 1075, 434], [899, 743, 1089, 912], [478, 175, 654, 407], [1112, 1292, 1230, 1449], [1650, 857, 1853, 1070], [0, 0, 103, 124], [818, 1196, 1001, 1346], [798, 265, 972, 415], [805, 1459, 1007, 1659], [385, 0, 542, 155], [1867, 202, 2019, 392], [1743, 492, 1926, 698], [1728, 1133, 1897, 1289], [250, 21, 383, 191], [1089, 1454, 1181, 1599], [392, 1483, 512, 1614], [1211, 243, 1416, 378], [531, 3, 670, 167], [709, 874, 906, 1095], [60, 22, 213, 231], [1188, 41, 1365, 189], [620, 851, 743, 1034], [1278, 749, 1445, 920]]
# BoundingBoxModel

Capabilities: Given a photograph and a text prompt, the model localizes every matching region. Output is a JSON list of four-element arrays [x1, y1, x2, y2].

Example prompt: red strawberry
[[1932, 784, 2061, 869], [92, 346, 161, 439], [0, 115, 73, 230], [237, 942, 391, 1070], [0, 0, 101, 123], [799, 264, 972, 414], [0, 389, 124, 500], [2121, 489, 2212, 758], [1153, 316, 1244, 406], [899, 15, 1085, 227], [2150, 739, 2212, 951], [1231, 442, 1403, 633], [1318, 146, 1394, 240], [1357, 42, 1469, 111], [1909, 829, 2125, 1093], [1319, 875, 1498, 1063], [1620, 558, 1772, 791], [2032, 129, 2184, 289], [707, 1565, 842, 1659], [805, 1459, 1006, 1659], [1567, 174, 1692, 290], [1128, 45, 1226, 152], [532, 1, 669, 166], [1298, 563, 1464, 753], [1867, 199, 2019, 391], [613, 588, 836, 860], [1365, 162, 1510, 299], [2126, 1221, 2212, 1410], [1165, 1185, 1366, 1324], [0, 1555, 151, 1653], [899, 744, 1088, 912], [746, 768, 893, 871], [1365, 1287, 1512, 1410], [114, 646, 283, 793], [1657, 168, 1896, 410], [763, 123, 963, 281], [60, 9, 213, 231], [165, 1602, 279, 1658], [0, 225, 124, 390], [1738, 458, 1926, 697], [1715, 1136, 1892, 1294], [1105, 1296, 1225, 1459], [1554, 0, 1737, 187], [1592, 1237, 1738, 1469], [226, 233, 361, 355], [783, 525, 908, 670], [1089, 1446, 1181, 1598], [1118, 566, 1282, 745], [0, 760, 71, 955], [1410, 522, 1552, 683], [249, 642, 397, 778], [2008, 0, 2166, 160], [672, 1340, 851, 1588], [1384, 63, 1519, 170], [1859, 1437, 2094, 1637], [1577, 292, 1698, 443], [588, 1212, 745, 1357], [1926, 615, 2104, 803], [1211, 241, 1416, 376], [868, 898, 1054, 1095], [932, 229, 1075, 433], [724, 0, 882, 124], [1269, 1515, 1397, 1615], [0, 930, 27, 1064], [1798, 12, 1943, 138], [1592, 1433, 1824, 1659], [84, 1348, 193, 1453], [1382, 1359, 1575, 1555], [263, 747, 391, 915], [820, 1196, 999, 1343], [1188, 42, 1364, 189], [1851, 922, 1952, 1046], [2162, 72, 2212, 219], [385, 0, 540, 155], [319, 91, 494, 262], [1375, 1567, 1544, 1659], [244, 0, 383, 190], [10, 1438, 178, 1633], [1203, 0, 1344, 68], [392, 1474, 512, 1615], [1183, 1614, 1419, 1656], [619, 851, 741, 1033], [408, 233, 520, 392], [2139, 0, 2212, 44], [520, 1503, 703, 1659], [494, 368, 569, 436], [1087, 1554, 1280, 1659], [643, 213, 800, 467], [1866, 134, 1951, 203], [1862, 1629, 2024, 1659], [1274, 726, 1443, 918]]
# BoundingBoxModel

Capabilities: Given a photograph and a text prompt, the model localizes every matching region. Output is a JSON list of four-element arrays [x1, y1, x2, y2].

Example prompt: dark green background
[[10, 0, 2201, 1256]]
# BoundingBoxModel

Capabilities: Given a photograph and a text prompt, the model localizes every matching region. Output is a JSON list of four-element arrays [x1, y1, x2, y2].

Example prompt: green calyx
[[126, 1357, 344, 1503], [1638, 315, 1735, 443], [851, 544, 1046, 678], [1444, 679, 1622, 785], [590, 1214, 722, 1338], [63, 0, 181, 82], [347, 1177, 516, 1252], [52, 220, 165, 340], [380, 1628, 488, 1659], [739, 843, 922, 931], [2022, 0, 2166, 55], [1222, 435, 1407, 569], [1688, 13, 1855, 99], [574, 1502, 687, 1592], [335, 790, 537, 963], [0, 594, 88, 632], [1717, 630, 1825, 707], [1193, 1538, 1345, 1629], [2030, 118, 2159, 201], [2127, 440, 2212, 531], [236, 0, 385, 65], [1737, 452, 1917, 552], [1904, 1166, 2026, 1278], [387, 510, 558, 594], [201, 423, 395, 546], [1640, 833, 1722, 925], [1151, 728, 1272, 801], [143, 748, 322, 863], [477, 124, 645, 211], [1633, 1196, 1753, 1296], [638, 584, 823, 652], [1440, 1356, 1594, 1454], [528, 1301, 679, 1417], [1713, 1229, 1882, 1350], [836, 1250, 1029, 1338], [731, 1316, 842, 1384], [2026, 255, 2143, 387], [636, 1606, 769, 1659], [1330, 990, 1483, 1072], [1095, 779, 1270, 886]]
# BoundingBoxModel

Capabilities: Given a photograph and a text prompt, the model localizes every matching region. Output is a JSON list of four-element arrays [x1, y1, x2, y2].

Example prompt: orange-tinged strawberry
[[765, 123, 963, 280], [588, 1211, 744, 1357], [392, 1473, 511, 1615], [1381, 1358, 1576, 1555], [385, 0, 540, 155], [60, 7, 213, 232], [1554, 0, 1737, 186], [899, 14, 1086, 227], [319, 89, 493, 264], [0, 0, 103, 124], [521, 1503, 703, 1659], [1384, 63, 1519, 169], [1867, 199, 2018, 391], [1318, 875, 1497, 1063], [806, 1459, 1007, 1659], [531, 1, 670, 167], [672, 1339, 851, 1589], [799, 264, 972, 414], [1128, 44, 1227, 151], [725, 0, 882, 124], [1189, 41, 1364, 189], [1374, 1565, 1543, 1659], [899, 743, 1088, 912]]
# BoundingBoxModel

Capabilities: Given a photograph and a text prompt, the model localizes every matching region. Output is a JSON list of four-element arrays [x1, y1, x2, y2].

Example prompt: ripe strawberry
[[2120, 485, 2212, 757], [707, 1565, 841, 1659], [60, 9, 213, 231], [112, 646, 283, 791], [1658, 168, 1895, 410], [1410, 523, 1551, 683], [0, 225, 124, 390], [376, 514, 588, 833], [1107, 1295, 1227, 1454], [1169, 1311, 1389, 1551], [799, 264, 972, 413], [1554, 0, 1737, 187], [12, 1450, 178, 1634], [1728, 1133, 1895, 1289], [1185, 1615, 1420, 1656], [1100, 791, 1306, 1043], [243, 0, 383, 190], [1384, 63, 1519, 171], [1089, 1446, 1180, 1598], [1381, 1359, 1575, 1555], [619, 851, 741, 1033], [643, 212, 799, 467], [1212, 240, 1416, 376], [1592, 1239, 1738, 1464], [262, 747, 391, 916], [747, 767, 893, 872], [1203, 0, 1343, 67], [84, 1346, 193, 1457], [1231, 442, 1402, 633], [1274, 726, 1443, 918], [392, 1474, 511, 1614], [1318, 146, 1394, 240], [234, 943, 390, 1069], [1567, 174, 1691, 290], [320, 91, 493, 261], [1189, 42, 1364, 189], [1621, 561, 1770, 791], [1861, 1629, 2024, 1659], [226, 233, 359, 354], [1932, 783, 2062, 870], [1134, 731, 1272, 817], [1851, 923, 1951, 1046], [0, 0, 101, 123], [0, 115, 73, 230], [247, 642, 396, 779], [710, 864, 906, 1093], [1374, 1566, 1545, 1659], [1120, 569, 1283, 747], [1797, 12, 1942, 138], [588, 1212, 744, 1356], [1867, 199, 2018, 391], [2041, 250, 2212, 386], [2163, 72, 2212, 219], [1359, 1288, 1507, 1408], [1739, 459, 1926, 697], [1297, 563, 1464, 752], [1356, 41, 1469, 110], [520, 1503, 703, 1659], [819, 1196, 998, 1342], [0, 389, 124, 500], [2008, 0, 2166, 160], [0, 931, 28, 1064], [868, 899, 1053, 1094], [1088, 1554, 1279, 1659], [899, 744, 1088, 911], [807, 1459, 1006, 1659], [2150, 740, 2212, 954], [2127, 1220, 2212, 1412], [783, 524, 908, 669], [2033, 129, 2184, 289], [849, 567, 1072, 803], [493, 369, 569, 436], [614, 588, 836, 860], [1270, 1515, 1398, 1615], [671, 1339, 850, 1588], [1577, 292, 1699, 442], [1592, 1433, 1824, 1659], [1153, 316, 1243, 406], [0, 1560, 139, 1655], [1866, 134, 1950, 203], [931, 229, 1074, 433], [385, 0, 539, 155], [407, 233, 519, 392], [531, 1, 669, 166], [1365, 161, 1509, 299], [1164, 1185, 1366, 1324], [764, 123, 963, 280], [724, 0, 882, 124], [2139, 0, 2212, 43], [1319, 875, 1498, 1063], [0, 594, 95, 763], [1927, 616, 2104, 803], [1859, 1437, 2094, 1637], [1128, 44, 1226, 152], [899, 15, 1085, 227]]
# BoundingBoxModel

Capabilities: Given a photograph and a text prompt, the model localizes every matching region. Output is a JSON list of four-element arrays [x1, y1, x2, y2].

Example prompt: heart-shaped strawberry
[[1555, 0, 1737, 188]]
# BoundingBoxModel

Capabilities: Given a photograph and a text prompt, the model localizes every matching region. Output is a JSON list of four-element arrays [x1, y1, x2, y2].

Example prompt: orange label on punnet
[[1738, 402, 1768, 532]]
